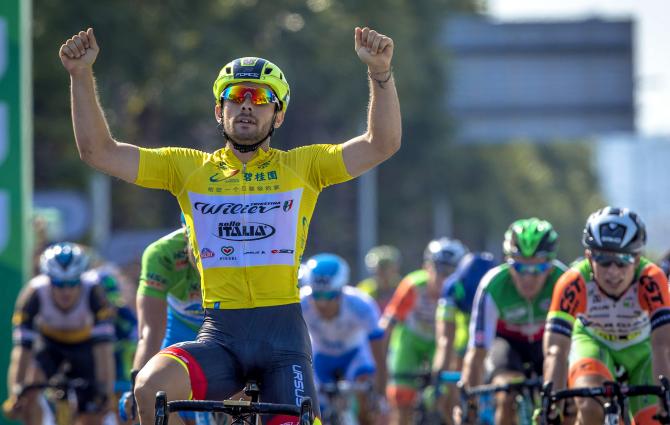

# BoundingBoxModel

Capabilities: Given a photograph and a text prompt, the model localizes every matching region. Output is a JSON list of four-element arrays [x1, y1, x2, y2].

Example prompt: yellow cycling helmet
[[212, 57, 290, 111]]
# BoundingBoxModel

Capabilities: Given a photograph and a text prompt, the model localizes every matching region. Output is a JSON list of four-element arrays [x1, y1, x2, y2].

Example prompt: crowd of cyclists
[[5, 22, 670, 425], [5, 206, 670, 425]]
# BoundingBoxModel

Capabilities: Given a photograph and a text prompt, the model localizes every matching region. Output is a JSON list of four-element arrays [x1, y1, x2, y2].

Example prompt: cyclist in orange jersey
[[543, 207, 670, 425]]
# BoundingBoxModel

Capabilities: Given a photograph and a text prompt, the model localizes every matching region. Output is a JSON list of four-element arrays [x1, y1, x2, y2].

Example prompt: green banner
[[0, 0, 32, 418]]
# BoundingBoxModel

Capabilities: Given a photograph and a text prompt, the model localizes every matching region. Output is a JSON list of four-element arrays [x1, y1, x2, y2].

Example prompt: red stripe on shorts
[[160, 346, 208, 400], [266, 415, 299, 425]]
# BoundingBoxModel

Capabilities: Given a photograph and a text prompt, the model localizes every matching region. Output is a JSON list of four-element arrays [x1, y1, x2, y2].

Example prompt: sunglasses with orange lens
[[221, 86, 277, 105]]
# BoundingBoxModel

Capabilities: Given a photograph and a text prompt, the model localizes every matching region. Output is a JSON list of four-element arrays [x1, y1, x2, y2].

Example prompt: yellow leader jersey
[[135, 144, 352, 309]]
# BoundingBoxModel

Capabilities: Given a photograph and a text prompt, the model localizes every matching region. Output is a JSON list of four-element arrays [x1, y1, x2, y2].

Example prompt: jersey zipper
[[242, 162, 253, 305]]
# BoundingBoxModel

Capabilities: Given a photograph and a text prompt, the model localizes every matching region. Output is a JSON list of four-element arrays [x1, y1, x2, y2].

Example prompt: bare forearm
[[371, 339, 387, 393], [366, 71, 401, 156], [7, 346, 31, 393], [93, 342, 115, 394], [462, 348, 485, 387], [433, 322, 456, 372], [434, 340, 454, 374], [543, 332, 571, 390], [70, 69, 116, 167], [543, 351, 568, 390], [133, 332, 164, 370], [652, 339, 670, 383]]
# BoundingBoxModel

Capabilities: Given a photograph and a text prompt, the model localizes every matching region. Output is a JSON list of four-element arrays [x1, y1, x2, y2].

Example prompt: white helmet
[[424, 237, 468, 267], [40, 242, 90, 283], [582, 207, 646, 254]]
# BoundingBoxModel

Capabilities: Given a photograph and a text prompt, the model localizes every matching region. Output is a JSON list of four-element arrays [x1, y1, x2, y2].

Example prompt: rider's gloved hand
[[2, 397, 18, 419], [118, 390, 135, 422]]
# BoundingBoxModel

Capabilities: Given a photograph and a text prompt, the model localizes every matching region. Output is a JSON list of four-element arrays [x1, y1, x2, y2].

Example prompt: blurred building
[[443, 16, 634, 143], [595, 135, 670, 257]]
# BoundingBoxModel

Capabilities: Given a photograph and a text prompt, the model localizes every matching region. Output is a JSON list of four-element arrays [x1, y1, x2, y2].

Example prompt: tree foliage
[[33, 0, 602, 275]]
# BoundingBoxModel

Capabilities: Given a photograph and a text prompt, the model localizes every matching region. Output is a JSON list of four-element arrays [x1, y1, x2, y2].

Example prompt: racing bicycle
[[538, 377, 670, 425]]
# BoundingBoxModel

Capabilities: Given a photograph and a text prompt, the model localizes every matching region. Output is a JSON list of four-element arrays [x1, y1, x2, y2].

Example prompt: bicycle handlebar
[[168, 399, 301, 415], [539, 376, 670, 425], [156, 392, 315, 425], [462, 377, 542, 397], [17, 378, 90, 398], [320, 380, 373, 395]]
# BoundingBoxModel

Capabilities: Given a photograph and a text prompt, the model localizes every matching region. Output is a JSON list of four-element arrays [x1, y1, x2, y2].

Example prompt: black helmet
[[582, 206, 646, 254]]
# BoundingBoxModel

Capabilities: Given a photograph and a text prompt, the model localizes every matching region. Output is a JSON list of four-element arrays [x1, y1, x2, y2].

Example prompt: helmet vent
[[225, 66, 231, 74], [264, 68, 273, 74]]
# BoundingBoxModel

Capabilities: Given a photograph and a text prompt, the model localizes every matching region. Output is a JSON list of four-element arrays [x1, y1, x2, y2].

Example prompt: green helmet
[[503, 218, 559, 259], [365, 245, 401, 273], [212, 57, 290, 111]]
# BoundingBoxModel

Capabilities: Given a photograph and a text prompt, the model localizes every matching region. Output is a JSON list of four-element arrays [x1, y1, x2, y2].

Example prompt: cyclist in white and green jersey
[[460, 218, 566, 425]]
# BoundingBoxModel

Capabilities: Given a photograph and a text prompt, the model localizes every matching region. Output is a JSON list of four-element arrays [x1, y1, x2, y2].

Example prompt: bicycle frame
[[391, 370, 463, 424], [319, 380, 373, 425], [460, 377, 542, 425]]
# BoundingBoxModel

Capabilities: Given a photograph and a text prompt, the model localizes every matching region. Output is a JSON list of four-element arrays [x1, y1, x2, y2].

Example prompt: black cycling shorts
[[34, 339, 103, 413], [487, 336, 543, 380], [159, 303, 321, 421]]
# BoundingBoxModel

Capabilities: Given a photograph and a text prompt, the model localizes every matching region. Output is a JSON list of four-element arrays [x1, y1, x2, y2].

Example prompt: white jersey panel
[[189, 189, 302, 268], [301, 285, 382, 356]]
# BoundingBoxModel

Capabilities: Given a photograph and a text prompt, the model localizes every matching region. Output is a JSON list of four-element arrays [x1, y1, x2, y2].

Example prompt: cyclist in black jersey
[[4, 243, 116, 425]]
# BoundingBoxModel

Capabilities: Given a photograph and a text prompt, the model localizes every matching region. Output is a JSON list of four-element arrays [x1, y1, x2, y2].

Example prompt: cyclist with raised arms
[[381, 237, 468, 425], [432, 251, 497, 424], [357, 245, 403, 310], [460, 218, 566, 425], [3, 243, 116, 425], [300, 253, 385, 425], [59, 24, 400, 425], [543, 207, 670, 425], [118, 217, 204, 424]]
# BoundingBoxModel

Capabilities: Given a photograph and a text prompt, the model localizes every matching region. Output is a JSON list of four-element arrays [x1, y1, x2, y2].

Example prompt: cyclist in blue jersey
[[432, 252, 497, 423]]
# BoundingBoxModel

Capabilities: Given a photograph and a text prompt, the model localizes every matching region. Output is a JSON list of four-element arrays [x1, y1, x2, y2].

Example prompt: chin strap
[[218, 107, 279, 153]]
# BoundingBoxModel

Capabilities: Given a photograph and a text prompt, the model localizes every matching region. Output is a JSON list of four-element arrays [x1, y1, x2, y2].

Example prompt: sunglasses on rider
[[591, 252, 636, 268], [220, 85, 277, 106], [311, 290, 340, 301], [433, 262, 456, 276], [507, 260, 552, 275], [50, 279, 81, 288]]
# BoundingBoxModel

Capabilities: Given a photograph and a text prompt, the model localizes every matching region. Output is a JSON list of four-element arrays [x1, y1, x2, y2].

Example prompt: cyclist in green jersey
[[357, 245, 402, 310], [118, 225, 203, 424], [543, 207, 670, 425], [60, 25, 400, 425], [380, 238, 468, 425], [460, 218, 566, 425]]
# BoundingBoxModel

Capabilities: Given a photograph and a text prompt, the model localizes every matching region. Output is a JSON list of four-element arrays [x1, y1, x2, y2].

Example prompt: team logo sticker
[[221, 246, 235, 256], [201, 248, 215, 259]]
